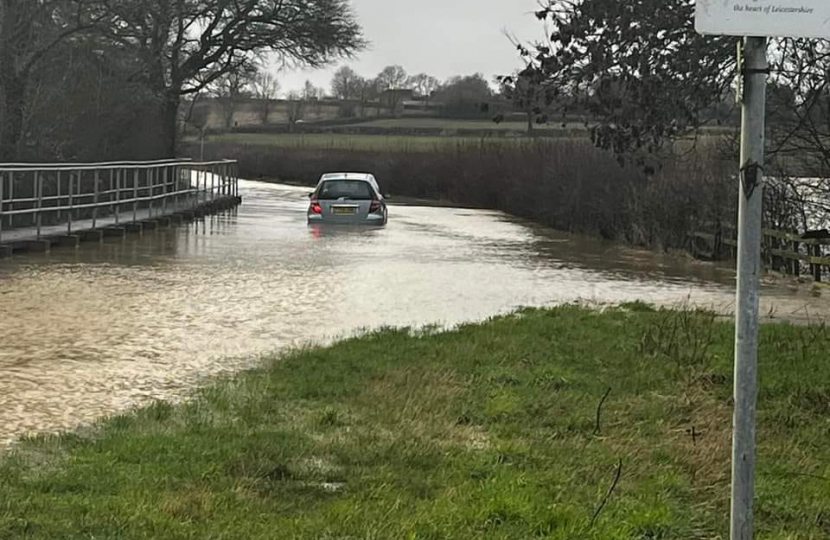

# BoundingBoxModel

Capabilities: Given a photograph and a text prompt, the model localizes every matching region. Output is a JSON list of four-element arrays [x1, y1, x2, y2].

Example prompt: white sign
[[696, 0, 830, 38]]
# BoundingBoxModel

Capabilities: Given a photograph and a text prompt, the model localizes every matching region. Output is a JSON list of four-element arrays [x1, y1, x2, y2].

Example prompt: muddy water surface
[[1, 180, 826, 445]]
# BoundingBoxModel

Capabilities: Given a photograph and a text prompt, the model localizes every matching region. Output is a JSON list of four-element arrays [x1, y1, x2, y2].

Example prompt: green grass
[[339, 118, 591, 131], [2, 306, 830, 539], [193, 132, 500, 151]]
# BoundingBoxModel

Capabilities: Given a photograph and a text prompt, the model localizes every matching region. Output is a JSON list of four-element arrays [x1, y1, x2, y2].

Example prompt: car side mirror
[[308, 192, 314, 198]]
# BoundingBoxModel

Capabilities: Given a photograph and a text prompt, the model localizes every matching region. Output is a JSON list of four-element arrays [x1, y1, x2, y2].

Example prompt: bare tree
[[209, 68, 255, 129], [376, 65, 408, 91], [408, 73, 440, 107], [100, 0, 365, 156], [374, 66, 410, 114], [286, 91, 306, 131], [302, 80, 325, 100], [331, 66, 361, 100], [433, 74, 493, 118], [358, 77, 378, 103], [499, 72, 550, 134], [250, 70, 281, 124], [0, 0, 105, 160]]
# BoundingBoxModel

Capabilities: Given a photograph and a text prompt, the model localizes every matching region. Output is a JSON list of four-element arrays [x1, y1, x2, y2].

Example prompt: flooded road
[[0, 180, 826, 445]]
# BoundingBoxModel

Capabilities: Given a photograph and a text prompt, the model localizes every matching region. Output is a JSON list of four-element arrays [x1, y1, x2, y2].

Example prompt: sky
[[272, 0, 548, 96]]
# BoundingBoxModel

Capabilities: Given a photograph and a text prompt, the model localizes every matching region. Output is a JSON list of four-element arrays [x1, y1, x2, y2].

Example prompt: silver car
[[307, 173, 389, 225]]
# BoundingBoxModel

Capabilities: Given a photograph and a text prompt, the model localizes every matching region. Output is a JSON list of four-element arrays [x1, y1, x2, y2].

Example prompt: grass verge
[[2, 305, 829, 539]]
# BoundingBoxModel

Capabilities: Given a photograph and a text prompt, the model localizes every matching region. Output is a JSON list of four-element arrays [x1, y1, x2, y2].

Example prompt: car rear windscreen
[[317, 180, 375, 200]]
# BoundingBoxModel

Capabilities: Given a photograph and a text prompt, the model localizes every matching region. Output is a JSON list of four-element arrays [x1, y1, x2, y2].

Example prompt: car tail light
[[310, 200, 323, 214], [369, 200, 381, 213]]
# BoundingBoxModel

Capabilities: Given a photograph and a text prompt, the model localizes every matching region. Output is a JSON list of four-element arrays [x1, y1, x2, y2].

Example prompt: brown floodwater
[[0, 180, 827, 446]]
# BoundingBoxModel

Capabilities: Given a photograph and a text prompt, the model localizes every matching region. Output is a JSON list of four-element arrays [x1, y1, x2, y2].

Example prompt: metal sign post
[[732, 36, 767, 540], [696, 0, 830, 38], [696, 2, 828, 538]]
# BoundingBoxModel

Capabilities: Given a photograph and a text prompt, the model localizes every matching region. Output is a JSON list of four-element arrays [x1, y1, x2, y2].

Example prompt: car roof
[[318, 172, 376, 184]]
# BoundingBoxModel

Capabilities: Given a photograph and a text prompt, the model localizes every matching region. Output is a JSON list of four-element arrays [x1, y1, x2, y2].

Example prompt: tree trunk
[[0, 74, 26, 161], [161, 92, 181, 158], [526, 110, 534, 135]]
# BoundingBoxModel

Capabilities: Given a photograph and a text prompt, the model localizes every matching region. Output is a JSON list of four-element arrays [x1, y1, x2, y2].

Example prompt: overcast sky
[[272, 0, 547, 95]]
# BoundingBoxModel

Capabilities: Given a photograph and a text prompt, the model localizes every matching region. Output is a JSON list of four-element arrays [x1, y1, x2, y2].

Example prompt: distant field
[[192, 133, 532, 151], [340, 118, 591, 131], [188, 122, 730, 153]]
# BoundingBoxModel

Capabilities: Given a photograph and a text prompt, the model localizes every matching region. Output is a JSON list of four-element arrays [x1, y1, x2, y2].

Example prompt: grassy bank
[[2, 306, 829, 539], [184, 137, 736, 251]]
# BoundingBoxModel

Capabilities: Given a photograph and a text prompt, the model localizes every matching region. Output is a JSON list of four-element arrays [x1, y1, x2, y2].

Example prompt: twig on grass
[[594, 387, 612, 436], [590, 459, 623, 528]]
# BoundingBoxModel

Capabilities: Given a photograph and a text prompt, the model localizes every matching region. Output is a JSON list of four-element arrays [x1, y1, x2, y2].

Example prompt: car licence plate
[[332, 207, 357, 215]]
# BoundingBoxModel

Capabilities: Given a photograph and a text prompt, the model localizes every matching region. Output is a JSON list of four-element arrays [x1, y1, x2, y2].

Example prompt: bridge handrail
[[0, 158, 191, 168], [0, 159, 235, 173], [0, 159, 240, 244]]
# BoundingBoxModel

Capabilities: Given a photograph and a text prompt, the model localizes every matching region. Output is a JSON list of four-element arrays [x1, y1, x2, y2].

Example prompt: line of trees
[[513, 0, 830, 176], [330, 64, 494, 117], [0, 0, 364, 162], [498, 0, 830, 243]]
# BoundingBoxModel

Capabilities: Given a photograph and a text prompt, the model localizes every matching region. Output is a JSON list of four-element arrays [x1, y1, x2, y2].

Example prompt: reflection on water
[[0, 180, 826, 445]]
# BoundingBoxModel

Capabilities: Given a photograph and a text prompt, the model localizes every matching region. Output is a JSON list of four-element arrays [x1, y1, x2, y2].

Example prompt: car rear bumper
[[307, 213, 386, 225]]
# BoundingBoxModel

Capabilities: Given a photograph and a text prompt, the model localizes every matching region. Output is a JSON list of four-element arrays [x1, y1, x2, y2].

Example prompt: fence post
[[814, 244, 822, 282]]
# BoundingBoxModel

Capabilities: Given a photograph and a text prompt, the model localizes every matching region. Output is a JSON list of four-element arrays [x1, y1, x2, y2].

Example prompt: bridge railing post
[[35, 171, 42, 239], [0, 170, 4, 244], [132, 169, 138, 223], [56, 170, 62, 223], [68, 171, 74, 235], [147, 167, 153, 220], [7, 171, 13, 231], [93, 170, 99, 229], [114, 168, 120, 225], [178, 164, 184, 212], [162, 166, 168, 216]]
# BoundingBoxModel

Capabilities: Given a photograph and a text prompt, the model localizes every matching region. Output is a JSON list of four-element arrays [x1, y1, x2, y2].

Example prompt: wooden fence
[[690, 228, 830, 281]]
